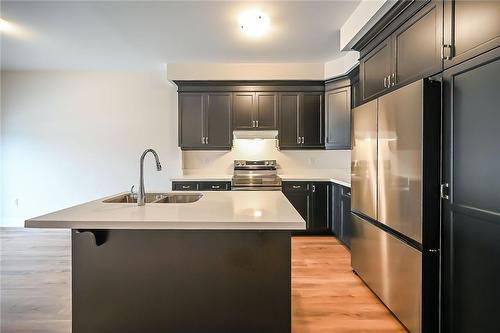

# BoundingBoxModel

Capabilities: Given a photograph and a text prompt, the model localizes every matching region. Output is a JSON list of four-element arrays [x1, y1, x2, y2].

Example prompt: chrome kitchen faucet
[[138, 149, 162, 206]]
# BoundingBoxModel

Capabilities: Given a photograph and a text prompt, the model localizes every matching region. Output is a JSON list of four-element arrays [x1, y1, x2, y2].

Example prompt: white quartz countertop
[[170, 173, 351, 187], [25, 191, 306, 230]]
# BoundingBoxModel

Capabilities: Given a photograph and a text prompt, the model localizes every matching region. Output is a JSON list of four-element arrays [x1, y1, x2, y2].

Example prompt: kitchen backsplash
[[182, 139, 351, 175]]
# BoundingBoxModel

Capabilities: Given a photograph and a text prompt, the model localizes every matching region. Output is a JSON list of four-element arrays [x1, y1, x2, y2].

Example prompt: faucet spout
[[138, 149, 162, 206]]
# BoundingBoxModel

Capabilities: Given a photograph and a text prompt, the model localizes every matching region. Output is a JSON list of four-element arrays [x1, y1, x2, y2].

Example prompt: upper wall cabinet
[[175, 81, 324, 150], [325, 86, 351, 150], [178, 92, 232, 150], [358, 1, 443, 102], [279, 92, 324, 149], [393, 0, 443, 86], [444, 0, 500, 68], [360, 39, 393, 101], [233, 92, 278, 130]]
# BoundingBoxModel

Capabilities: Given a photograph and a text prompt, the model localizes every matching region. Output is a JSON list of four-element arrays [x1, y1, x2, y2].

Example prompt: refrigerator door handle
[[440, 183, 450, 200]]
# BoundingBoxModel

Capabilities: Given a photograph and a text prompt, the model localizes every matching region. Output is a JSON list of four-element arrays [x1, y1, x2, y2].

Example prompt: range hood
[[233, 130, 278, 140]]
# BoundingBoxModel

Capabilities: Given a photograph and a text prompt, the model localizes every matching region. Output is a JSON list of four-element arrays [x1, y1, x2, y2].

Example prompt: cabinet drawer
[[198, 182, 231, 191], [282, 182, 310, 192], [172, 182, 198, 191]]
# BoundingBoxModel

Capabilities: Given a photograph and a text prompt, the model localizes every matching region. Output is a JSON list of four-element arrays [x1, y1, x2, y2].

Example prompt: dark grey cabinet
[[339, 186, 351, 248], [444, 0, 500, 69], [178, 93, 232, 150], [279, 92, 324, 149], [442, 47, 500, 333], [205, 93, 232, 149], [359, 1, 443, 102], [233, 92, 277, 130], [278, 93, 300, 148], [233, 92, 255, 130], [282, 181, 330, 234], [172, 181, 231, 191], [325, 86, 351, 150], [393, 0, 443, 86], [360, 39, 392, 101], [331, 184, 351, 249], [178, 93, 205, 149]]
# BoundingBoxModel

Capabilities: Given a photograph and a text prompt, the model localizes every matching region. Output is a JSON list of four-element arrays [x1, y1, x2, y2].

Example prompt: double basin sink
[[103, 193, 203, 204]]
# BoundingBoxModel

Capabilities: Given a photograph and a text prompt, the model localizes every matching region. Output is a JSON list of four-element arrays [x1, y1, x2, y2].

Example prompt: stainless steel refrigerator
[[350, 79, 441, 333]]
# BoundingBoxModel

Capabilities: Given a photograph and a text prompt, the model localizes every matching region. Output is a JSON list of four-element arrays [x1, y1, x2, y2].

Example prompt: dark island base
[[72, 229, 291, 333]]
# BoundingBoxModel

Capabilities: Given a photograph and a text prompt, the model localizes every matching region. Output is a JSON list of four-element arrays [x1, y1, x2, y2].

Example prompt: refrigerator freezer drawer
[[351, 213, 422, 333]]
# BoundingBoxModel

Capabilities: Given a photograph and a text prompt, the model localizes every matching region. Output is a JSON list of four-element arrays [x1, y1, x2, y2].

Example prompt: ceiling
[[1, 1, 361, 70]]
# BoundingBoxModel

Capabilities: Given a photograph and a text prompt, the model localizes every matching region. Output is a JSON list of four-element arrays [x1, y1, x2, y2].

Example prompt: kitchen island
[[26, 191, 305, 333]]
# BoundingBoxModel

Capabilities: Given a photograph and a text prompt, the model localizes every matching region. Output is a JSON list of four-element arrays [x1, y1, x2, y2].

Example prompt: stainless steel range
[[231, 160, 282, 191]]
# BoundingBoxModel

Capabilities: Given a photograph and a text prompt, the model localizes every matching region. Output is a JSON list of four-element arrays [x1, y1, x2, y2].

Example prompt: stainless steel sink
[[154, 194, 203, 203], [103, 193, 202, 204]]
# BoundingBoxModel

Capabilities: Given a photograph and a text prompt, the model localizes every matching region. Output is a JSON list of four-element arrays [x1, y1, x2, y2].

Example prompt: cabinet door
[[393, 0, 443, 86], [256, 92, 278, 129], [442, 48, 500, 333], [178, 93, 205, 149], [233, 92, 255, 130], [278, 93, 300, 148], [331, 184, 341, 236], [282, 184, 310, 226], [300, 92, 324, 147], [444, 0, 500, 68], [325, 87, 351, 150], [310, 182, 330, 233], [205, 93, 232, 149], [360, 39, 392, 101], [340, 186, 351, 249]]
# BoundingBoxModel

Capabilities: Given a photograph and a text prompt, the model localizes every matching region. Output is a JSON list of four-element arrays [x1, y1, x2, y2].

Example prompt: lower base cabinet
[[332, 185, 352, 249], [172, 181, 231, 191], [282, 181, 331, 235]]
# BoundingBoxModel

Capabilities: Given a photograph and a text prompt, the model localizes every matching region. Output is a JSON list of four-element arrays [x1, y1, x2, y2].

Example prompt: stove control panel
[[234, 160, 276, 167]]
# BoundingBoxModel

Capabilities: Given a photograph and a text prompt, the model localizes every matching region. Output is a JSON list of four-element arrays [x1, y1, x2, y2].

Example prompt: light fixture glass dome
[[239, 10, 270, 37]]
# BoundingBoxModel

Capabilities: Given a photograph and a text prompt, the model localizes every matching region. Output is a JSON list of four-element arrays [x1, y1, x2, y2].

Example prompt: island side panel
[[72, 229, 291, 333]]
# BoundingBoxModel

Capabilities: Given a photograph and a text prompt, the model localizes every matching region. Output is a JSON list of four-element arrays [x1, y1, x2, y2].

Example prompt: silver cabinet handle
[[202, 137, 205, 144], [387, 75, 391, 87], [312, 184, 316, 193], [205, 137, 208, 144], [292, 185, 301, 189], [440, 183, 450, 200], [182, 185, 190, 189], [301, 137, 305, 144], [391, 73, 395, 86], [297, 137, 300, 144], [256, 120, 259, 127], [383, 76, 388, 88], [211, 185, 220, 189]]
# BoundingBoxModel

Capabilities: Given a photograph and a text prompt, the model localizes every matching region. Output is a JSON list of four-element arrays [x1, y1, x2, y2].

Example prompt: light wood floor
[[0, 228, 405, 333]]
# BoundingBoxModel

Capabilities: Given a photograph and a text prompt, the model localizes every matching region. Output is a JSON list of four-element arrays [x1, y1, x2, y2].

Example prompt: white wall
[[182, 139, 350, 177], [167, 63, 325, 81], [340, 0, 396, 51], [0, 70, 181, 226]]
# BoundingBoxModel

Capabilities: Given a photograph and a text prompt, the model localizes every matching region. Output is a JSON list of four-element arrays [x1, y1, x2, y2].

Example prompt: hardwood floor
[[0, 228, 405, 332], [292, 236, 406, 333]]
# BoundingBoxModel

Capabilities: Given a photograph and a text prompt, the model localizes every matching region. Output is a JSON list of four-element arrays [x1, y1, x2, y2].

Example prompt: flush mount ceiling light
[[239, 10, 270, 37], [0, 18, 11, 32]]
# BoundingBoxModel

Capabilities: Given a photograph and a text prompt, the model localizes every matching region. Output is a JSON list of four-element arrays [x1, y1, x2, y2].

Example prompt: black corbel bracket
[[76, 229, 109, 246]]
